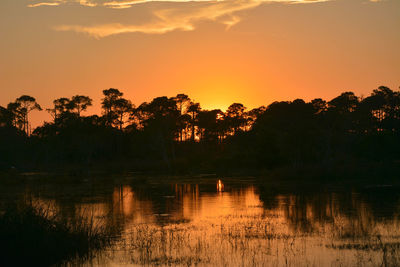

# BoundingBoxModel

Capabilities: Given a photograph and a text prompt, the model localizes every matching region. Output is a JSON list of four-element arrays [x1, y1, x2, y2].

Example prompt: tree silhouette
[[187, 102, 201, 142], [197, 109, 225, 142], [311, 98, 327, 114], [11, 95, 42, 135], [70, 95, 93, 117], [101, 88, 130, 128], [2, 85, 400, 172], [47, 97, 73, 122], [47, 96, 92, 124], [114, 98, 133, 130], [225, 103, 247, 134], [6, 102, 22, 128], [173, 94, 191, 141], [328, 92, 358, 114], [327, 92, 359, 133], [0, 106, 13, 127], [247, 106, 266, 124]]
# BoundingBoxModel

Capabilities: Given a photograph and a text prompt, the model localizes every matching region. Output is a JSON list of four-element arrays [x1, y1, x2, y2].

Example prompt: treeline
[[1, 86, 400, 172]]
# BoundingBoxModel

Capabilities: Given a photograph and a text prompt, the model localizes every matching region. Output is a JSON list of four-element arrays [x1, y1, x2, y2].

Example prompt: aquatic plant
[[0, 202, 114, 267]]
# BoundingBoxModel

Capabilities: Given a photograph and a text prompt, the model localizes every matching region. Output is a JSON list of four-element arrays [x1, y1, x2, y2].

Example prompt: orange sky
[[0, 0, 399, 127]]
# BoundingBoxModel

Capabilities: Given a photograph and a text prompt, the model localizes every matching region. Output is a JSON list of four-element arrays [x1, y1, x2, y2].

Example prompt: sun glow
[[188, 75, 252, 112]]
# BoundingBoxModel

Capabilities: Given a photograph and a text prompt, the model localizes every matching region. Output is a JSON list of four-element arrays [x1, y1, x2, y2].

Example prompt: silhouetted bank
[[1, 86, 400, 179]]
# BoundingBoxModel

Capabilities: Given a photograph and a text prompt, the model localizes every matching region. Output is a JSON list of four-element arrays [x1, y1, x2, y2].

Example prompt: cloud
[[78, 0, 98, 6], [27, 0, 384, 8], [28, 2, 63, 7], [29, 0, 334, 37], [54, 22, 192, 37], [29, 0, 329, 8]]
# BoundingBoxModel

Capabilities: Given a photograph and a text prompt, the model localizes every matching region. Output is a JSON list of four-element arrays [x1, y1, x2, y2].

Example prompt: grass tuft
[[0, 202, 113, 267]]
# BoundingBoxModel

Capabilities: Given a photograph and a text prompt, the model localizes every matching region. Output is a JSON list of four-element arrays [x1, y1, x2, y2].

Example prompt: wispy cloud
[[28, 2, 64, 7], [27, 0, 355, 37], [54, 0, 266, 37], [78, 0, 98, 7], [29, 0, 329, 8]]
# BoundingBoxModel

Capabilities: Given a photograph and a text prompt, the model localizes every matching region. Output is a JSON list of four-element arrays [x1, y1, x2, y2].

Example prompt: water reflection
[[217, 179, 224, 192], [109, 183, 262, 224], [4, 179, 400, 266]]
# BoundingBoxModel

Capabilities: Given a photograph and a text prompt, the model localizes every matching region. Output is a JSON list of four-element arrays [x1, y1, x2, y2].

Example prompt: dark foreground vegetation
[[1, 86, 400, 176], [0, 201, 113, 267]]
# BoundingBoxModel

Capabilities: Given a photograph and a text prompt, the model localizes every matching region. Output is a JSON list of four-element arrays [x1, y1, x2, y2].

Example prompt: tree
[[197, 109, 225, 142], [14, 95, 42, 135], [328, 92, 359, 133], [311, 98, 327, 114], [132, 97, 179, 138], [173, 94, 191, 141], [251, 99, 319, 166], [328, 92, 358, 114], [226, 103, 247, 134], [47, 97, 72, 122], [139, 97, 179, 128], [6, 102, 22, 128], [133, 97, 180, 167], [101, 88, 129, 128], [174, 94, 190, 114], [187, 102, 201, 142], [131, 102, 149, 130], [114, 98, 133, 130], [178, 113, 191, 141], [0, 106, 13, 127], [70, 95, 93, 116], [357, 86, 400, 132]]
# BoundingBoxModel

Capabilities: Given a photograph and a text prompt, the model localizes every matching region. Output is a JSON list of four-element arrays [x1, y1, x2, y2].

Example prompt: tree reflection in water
[[4, 178, 400, 266]]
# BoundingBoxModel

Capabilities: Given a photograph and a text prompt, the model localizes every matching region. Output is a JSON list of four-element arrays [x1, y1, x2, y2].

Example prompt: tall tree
[[101, 88, 128, 128], [70, 95, 93, 116], [187, 102, 201, 142], [14, 95, 42, 135], [226, 103, 247, 134], [134, 97, 180, 138], [173, 94, 191, 141], [6, 102, 22, 128], [47, 97, 72, 122], [114, 98, 134, 130], [174, 94, 190, 114]]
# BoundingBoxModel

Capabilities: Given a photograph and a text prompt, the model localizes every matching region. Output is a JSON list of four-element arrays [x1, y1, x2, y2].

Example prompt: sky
[[0, 0, 399, 127]]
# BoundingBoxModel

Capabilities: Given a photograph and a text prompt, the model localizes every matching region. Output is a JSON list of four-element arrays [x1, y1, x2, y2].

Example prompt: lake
[[2, 175, 400, 266]]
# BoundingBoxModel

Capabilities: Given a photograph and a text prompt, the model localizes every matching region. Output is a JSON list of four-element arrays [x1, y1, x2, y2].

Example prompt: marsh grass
[[105, 213, 400, 267], [0, 202, 114, 267], [113, 216, 309, 266]]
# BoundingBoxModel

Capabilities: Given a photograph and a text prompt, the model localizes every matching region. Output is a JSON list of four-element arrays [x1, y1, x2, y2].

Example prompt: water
[[3, 176, 400, 266]]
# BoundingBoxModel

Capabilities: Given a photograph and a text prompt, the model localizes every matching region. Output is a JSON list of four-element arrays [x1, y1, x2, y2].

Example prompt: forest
[[1, 86, 400, 175]]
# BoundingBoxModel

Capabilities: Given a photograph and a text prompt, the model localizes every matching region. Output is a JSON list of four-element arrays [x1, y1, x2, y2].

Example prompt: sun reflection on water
[[217, 179, 224, 192]]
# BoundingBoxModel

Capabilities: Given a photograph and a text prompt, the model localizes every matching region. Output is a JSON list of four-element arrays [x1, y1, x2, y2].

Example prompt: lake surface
[[3, 175, 400, 266]]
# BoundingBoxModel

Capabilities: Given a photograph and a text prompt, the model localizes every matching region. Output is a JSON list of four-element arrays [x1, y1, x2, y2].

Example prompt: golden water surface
[[11, 177, 400, 266]]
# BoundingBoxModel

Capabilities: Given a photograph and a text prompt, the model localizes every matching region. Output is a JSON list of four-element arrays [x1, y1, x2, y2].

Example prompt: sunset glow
[[1, 1, 400, 264], [0, 0, 399, 127]]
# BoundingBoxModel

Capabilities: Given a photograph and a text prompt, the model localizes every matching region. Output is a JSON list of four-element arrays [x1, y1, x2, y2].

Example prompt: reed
[[0, 202, 114, 267]]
